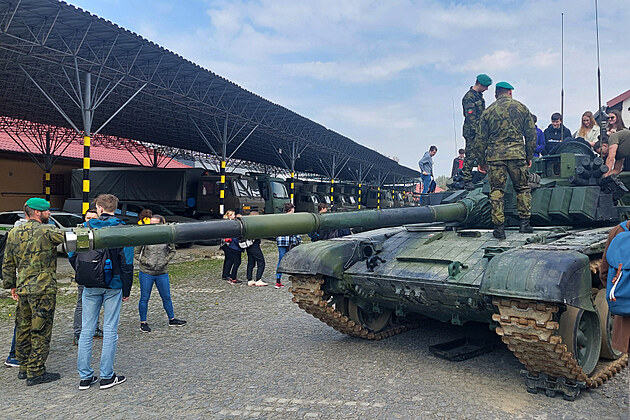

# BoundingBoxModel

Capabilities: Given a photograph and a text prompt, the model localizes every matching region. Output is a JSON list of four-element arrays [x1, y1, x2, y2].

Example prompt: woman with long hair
[[607, 110, 626, 135], [136, 214, 186, 332], [575, 111, 600, 147]]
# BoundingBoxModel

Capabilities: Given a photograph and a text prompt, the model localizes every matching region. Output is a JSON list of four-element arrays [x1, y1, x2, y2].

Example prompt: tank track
[[289, 275, 416, 340], [493, 299, 628, 400]]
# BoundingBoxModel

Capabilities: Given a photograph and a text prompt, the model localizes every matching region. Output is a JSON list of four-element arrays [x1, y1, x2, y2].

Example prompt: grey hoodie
[[418, 151, 434, 176], [135, 243, 176, 276]]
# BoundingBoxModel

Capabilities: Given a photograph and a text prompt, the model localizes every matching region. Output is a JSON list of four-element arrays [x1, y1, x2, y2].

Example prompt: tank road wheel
[[558, 306, 601, 375], [594, 289, 623, 360], [347, 300, 392, 333], [328, 295, 349, 317]]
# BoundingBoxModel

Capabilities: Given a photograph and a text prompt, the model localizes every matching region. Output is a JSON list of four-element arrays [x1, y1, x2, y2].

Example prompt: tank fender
[[278, 227, 404, 278], [480, 248, 595, 311], [277, 239, 361, 278]]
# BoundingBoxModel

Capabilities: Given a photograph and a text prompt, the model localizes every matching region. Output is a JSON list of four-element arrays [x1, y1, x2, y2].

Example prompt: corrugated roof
[[0, 0, 419, 183], [0, 129, 190, 168]]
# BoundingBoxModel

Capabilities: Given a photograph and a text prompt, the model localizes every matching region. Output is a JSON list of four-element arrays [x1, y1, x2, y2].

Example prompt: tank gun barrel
[[65, 193, 487, 253]]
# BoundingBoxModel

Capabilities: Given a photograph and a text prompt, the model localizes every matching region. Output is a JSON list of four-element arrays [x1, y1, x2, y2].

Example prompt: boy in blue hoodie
[[69, 194, 133, 390]]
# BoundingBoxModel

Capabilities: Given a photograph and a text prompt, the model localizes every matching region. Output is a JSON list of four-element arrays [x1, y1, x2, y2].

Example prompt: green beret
[[26, 197, 50, 211], [496, 81, 514, 90], [476, 74, 492, 87]]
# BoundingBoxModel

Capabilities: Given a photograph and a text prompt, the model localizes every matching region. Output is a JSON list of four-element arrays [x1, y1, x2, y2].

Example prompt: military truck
[[292, 180, 320, 213], [365, 186, 393, 209], [196, 172, 264, 217], [71, 167, 264, 218], [248, 173, 290, 214]]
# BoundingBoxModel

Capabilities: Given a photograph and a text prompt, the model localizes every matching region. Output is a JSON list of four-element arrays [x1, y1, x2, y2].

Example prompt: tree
[[435, 175, 449, 190]]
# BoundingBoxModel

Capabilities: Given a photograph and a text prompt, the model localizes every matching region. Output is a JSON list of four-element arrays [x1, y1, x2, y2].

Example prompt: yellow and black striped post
[[219, 160, 226, 215], [358, 183, 362, 210], [330, 178, 335, 207], [377, 186, 381, 210], [44, 172, 51, 202], [82, 135, 90, 215], [290, 171, 295, 204]]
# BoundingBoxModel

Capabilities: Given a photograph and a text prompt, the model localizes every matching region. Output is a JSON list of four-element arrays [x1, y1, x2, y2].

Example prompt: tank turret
[[64, 150, 629, 400]]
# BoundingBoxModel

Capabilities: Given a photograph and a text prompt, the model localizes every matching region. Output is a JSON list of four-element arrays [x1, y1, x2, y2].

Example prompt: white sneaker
[[247, 280, 256, 286], [254, 280, 268, 287]]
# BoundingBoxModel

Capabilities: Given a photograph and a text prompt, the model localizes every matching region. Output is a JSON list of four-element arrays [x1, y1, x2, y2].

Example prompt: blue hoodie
[[69, 214, 134, 298]]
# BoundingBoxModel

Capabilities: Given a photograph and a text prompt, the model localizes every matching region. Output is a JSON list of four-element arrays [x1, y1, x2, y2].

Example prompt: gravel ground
[[0, 244, 628, 419]]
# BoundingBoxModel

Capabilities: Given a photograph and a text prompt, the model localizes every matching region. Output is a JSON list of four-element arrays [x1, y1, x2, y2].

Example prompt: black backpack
[[74, 248, 113, 288]]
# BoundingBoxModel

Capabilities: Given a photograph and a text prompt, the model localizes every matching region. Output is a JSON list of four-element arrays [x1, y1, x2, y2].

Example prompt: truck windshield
[[232, 180, 249, 196], [271, 181, 288, 199], [243, 179, 261, 197]]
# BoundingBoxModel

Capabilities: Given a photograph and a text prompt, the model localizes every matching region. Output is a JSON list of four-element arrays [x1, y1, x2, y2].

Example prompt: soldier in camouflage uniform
[[2, 197, 64, 385], [476, 82, 537, 240], [461, 74, 492, 190]]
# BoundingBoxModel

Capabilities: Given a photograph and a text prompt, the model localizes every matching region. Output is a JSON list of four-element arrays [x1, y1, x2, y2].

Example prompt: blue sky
[[71, 0, 629, 177]]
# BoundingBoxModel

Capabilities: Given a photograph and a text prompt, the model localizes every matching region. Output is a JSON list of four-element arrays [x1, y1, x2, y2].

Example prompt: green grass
[[168, 258, 224, 284], [0, 291, 78, 322]]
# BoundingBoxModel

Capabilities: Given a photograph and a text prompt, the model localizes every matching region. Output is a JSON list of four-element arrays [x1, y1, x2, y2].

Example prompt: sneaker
[[93, 328, 104, 339], [100, 374, 126, 390], [228, 278, 242, 284], [140, 323, 151, 333], [4, 357, 19, 367], [78, 376, 98, 390], [255, 280, 268, 287], [26, 372, 61, 386], [168, 318, 187, 326], [275, 282, 284, 289], [247, 280, 256, 286], [18, 371, 26, 380]]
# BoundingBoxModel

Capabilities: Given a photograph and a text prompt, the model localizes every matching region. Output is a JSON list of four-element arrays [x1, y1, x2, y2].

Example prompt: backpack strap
[[620, 221, 629, 232]]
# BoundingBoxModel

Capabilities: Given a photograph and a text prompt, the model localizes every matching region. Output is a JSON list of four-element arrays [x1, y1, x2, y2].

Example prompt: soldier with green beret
[[2, 198, 64, 385], [476, 81, 537, 240], [461, 74, 492, 190]]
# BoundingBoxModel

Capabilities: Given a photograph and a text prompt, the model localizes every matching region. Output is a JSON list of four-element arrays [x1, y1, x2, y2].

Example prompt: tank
[[65, 146, 629, 400]]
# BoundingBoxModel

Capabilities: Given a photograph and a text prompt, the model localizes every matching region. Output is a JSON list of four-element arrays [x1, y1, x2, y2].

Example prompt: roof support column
[[220, 118, 227, 216], [81, 72, 93, 215]]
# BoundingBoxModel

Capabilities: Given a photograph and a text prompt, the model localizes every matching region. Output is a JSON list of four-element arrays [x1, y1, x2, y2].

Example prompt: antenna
[[595, 0, 603, 123], [560, 12, 564, 135], [451, 96, 458, 155]]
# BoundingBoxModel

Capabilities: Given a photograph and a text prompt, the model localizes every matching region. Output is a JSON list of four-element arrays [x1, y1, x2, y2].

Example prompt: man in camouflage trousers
[[2, 197, 64, 385], [476, 82, 537, 240], [461, 74, 492, 190]]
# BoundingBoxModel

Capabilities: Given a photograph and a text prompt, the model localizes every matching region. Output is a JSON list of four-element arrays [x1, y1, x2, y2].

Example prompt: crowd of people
[[0, 194, 189, 389]]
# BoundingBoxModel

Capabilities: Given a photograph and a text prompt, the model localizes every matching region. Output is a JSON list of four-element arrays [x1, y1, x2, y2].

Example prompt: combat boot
[[26, 372, 61, 386], [519, 218, 534, 233], [493, 224, 506, 240]]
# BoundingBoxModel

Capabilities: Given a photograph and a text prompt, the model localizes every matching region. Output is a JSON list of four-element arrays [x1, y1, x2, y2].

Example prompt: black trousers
[[222, 247, 242, 280], [246, 243, 266, 281]]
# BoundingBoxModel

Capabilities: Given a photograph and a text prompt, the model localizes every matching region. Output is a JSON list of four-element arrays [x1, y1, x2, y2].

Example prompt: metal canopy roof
[[0, 0, 419, 183]]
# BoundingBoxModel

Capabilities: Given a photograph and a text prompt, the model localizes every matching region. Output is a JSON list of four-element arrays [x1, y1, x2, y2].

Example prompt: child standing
[[221, 210, 244, 284], [242, 212, 267, 286], [275, 203, 301, 289], [136, 214, 186, 332]]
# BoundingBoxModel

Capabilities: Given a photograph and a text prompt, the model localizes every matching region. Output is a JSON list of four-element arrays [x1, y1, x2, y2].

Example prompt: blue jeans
[[138, 271, 175, 322], [421, 174, 432, 194], [77, 287, 122, 380], [276, 246, 289, 281]]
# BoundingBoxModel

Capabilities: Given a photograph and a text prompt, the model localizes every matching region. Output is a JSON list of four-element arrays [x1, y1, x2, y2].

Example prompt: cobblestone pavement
[[0, 245, 628, 419]]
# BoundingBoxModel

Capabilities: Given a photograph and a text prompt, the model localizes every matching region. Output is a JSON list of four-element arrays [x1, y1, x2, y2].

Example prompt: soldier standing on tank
[[462, 74, 492, 190], [476, 82, 537, 240], [2, 198, 65, 385]]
